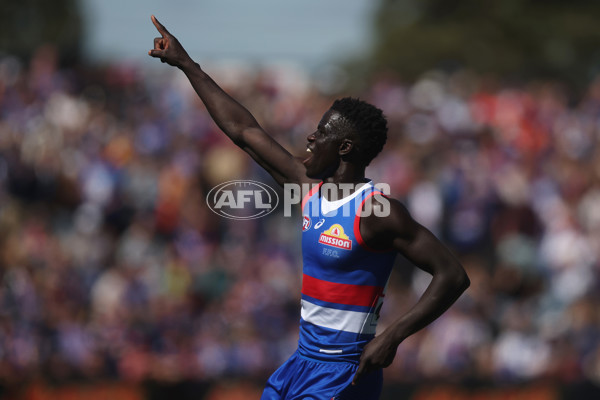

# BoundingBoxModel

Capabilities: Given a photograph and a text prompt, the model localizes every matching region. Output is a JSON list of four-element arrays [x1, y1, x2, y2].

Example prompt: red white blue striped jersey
[[299, 181, 396, 363]]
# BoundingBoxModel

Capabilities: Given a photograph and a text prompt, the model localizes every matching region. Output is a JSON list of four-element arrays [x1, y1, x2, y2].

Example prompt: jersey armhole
[[353, 191, 394, 253]]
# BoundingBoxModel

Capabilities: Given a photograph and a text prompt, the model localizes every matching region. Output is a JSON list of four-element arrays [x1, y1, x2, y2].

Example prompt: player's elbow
[[230, 132, 246, 147], [460, 271, 470, 292], [453, 268, 470, 293], [439, 263, 470, 294], [432, 264, 470, 296], [223, 123, 245, 146]]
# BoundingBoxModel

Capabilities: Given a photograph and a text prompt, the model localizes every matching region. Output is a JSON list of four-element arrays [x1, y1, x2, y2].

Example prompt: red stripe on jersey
[[301, 182, 323, 211], [302, 274, 383, 307]]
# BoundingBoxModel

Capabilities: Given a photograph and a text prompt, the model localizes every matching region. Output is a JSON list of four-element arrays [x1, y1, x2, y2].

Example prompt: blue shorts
[[261, 351, 382, 400]]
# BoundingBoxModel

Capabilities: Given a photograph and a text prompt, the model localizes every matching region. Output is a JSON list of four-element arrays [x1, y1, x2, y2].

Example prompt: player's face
[[303, 109, 346, 179]]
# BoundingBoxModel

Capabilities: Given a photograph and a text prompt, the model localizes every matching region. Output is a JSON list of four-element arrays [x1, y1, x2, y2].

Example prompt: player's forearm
[[383, 268, 469, 345], [179, 59, 261, 143]]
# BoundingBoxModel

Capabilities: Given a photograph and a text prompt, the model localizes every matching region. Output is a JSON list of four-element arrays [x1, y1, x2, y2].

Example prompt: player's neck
[[321, 163, 367, 201]]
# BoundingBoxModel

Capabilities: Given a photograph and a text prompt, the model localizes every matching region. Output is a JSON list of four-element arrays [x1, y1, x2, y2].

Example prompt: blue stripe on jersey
[[298, 319, 375, 363]]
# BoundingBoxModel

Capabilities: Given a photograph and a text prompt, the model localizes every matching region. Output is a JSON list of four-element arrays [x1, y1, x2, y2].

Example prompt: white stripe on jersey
[[300, 299, 378, 335], [319, 349, 343, 354]]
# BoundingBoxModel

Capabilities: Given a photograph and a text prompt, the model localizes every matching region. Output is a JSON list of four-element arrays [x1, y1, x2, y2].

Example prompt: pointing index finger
[[151, 15, 170, 36]]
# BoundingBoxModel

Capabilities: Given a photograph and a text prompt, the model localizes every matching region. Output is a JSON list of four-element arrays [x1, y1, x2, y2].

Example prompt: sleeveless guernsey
[[298, 181, 396, 363]]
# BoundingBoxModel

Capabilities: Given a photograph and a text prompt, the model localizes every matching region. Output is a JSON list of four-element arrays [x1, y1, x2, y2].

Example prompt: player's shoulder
[[361, 192, 412, 224], [359, 194, 418, 247]]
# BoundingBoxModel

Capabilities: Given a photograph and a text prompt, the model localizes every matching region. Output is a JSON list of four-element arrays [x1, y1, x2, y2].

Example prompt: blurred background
[[1, 0, 600, 399]]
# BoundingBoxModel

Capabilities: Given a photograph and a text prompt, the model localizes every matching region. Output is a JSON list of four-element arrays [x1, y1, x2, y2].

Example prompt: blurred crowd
[[0, 46, 599, 389]]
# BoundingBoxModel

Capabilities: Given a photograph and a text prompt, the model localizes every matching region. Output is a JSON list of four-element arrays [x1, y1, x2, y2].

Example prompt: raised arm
[[148, 15, 308, 186], [352, 198, 470, 384]]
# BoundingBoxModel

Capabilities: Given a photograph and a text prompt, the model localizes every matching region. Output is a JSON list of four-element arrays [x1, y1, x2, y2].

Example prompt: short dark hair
[[330, 97, 388, 166]]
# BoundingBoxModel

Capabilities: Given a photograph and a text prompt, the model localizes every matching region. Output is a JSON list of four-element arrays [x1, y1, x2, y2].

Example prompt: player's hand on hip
[[148, 15, 190, 68], [352, 334, 398, 385]]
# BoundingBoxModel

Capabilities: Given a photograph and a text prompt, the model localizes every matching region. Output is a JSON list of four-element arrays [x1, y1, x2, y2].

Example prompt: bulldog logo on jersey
[[318, 224, 352, 250]]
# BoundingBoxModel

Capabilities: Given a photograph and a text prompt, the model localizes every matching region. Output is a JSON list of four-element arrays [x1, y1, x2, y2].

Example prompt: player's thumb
[[148, 49, 165, 58]]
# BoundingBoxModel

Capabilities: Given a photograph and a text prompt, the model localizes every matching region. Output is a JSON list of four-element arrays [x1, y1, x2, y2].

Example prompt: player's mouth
[[303, 146, 314, 166]]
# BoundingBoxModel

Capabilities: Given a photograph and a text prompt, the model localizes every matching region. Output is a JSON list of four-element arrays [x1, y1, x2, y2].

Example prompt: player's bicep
[[389, 204, 460, 276], [392, 226, 447, 275]]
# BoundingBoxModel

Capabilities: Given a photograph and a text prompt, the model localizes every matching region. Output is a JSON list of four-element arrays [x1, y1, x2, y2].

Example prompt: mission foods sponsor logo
[[207, 180, 279, 220], [318, 224, 352, 250]]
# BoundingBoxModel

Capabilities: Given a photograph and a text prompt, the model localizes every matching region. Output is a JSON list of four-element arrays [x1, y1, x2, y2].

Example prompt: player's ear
[[338, 139, 353, 156]]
